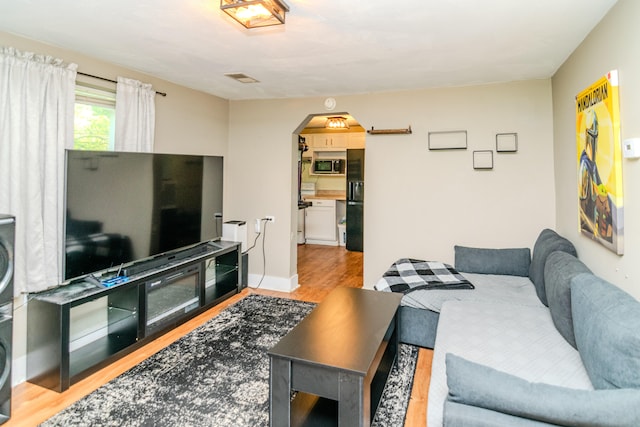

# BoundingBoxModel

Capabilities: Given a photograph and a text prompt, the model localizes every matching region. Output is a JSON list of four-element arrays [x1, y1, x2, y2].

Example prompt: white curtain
[[115, 77, 155, 152], [0, 47, 77, 294]]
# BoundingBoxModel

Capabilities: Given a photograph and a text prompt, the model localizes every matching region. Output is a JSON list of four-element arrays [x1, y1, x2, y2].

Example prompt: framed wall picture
[[428, 130, 467, 150], [496, 133, 518, 152], [576, 70, 623, 255], [473, 150, 493, 170]]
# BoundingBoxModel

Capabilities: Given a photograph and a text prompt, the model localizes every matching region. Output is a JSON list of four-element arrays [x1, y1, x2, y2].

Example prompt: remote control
[[101, 276, 129, 288]]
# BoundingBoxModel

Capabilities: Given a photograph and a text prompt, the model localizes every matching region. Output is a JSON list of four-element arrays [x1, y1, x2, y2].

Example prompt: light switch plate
[[623, 138, 640, 159]]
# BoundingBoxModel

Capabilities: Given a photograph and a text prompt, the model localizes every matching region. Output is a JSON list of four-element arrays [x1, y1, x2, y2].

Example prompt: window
[[74, 83, 116, 150]]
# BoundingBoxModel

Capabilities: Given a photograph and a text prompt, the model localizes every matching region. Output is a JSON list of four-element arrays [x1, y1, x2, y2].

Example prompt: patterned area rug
[[42, 294, 418, 427]]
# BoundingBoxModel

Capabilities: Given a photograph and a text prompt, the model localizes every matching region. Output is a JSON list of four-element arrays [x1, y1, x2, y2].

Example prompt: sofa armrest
[[398, 306, 438, 348], [445, 353, 640, 427], [443, 401, 558, 427]]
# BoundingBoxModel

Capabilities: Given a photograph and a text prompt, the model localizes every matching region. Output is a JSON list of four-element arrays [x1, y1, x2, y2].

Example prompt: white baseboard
[[247, 273, 299, 293], [304, 239, 339, 246], [12, 354, 26, 387]]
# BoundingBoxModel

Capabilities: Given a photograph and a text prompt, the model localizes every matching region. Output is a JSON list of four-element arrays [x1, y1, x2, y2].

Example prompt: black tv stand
[[27, 240, 241, 392], [121, 242, 215, 277]]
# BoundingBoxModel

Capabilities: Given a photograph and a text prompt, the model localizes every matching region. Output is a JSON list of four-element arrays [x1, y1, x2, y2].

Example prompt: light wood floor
[[7, 244, 432, 426]]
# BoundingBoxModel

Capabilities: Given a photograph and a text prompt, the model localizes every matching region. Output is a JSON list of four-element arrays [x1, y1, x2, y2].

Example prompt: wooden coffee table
[[268, 287, 403, 427]]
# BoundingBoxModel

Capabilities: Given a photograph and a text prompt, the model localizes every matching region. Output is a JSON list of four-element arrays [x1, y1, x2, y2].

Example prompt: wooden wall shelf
[[367, 126, 412, 135]]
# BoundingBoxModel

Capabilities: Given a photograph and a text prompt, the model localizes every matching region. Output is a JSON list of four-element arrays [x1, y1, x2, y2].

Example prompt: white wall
[[552, 0, 640, 299], [227, 79, 557, 289], [225, 99, 303, 290], [1, 31, 230, 385]]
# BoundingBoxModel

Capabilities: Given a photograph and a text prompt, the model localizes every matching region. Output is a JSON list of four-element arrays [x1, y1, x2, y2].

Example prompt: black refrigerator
[[346, 149, 364, 252]]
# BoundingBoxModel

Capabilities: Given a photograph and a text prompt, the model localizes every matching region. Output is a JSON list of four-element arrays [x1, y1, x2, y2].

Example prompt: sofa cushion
[[544, 251, 591, 349], [572, 274, 640, 389], [446, 353, 640, 427], [427, 300, 592, 427], [529, 229, 577, 306], [454, 246, 531, 277]]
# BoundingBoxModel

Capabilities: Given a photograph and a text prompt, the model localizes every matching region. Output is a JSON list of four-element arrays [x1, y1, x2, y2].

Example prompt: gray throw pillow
[[529, 229, 577, 306], [544, 251, 591, 348], [454, 246, 531, 277], [572, 274, 640, 389], [445, 353, 640, 426]]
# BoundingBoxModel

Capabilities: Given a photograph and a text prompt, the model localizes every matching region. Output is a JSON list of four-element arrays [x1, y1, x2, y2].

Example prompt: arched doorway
[[292, 112, 366, 288]]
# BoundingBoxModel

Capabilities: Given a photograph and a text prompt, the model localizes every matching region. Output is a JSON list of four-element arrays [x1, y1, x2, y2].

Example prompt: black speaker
[[0, 313, 11, 424], [0, 215, 14, 306], [0, 215, 13, 424]]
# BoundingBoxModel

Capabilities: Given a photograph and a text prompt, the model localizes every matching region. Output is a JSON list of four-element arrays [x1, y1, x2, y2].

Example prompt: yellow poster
[[576, 70, 623, 255]]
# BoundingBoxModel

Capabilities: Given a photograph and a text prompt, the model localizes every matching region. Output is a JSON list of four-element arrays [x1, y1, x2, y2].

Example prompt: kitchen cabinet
[[348, 133, 366, 149], [301, 132, 365, 163], [309, 133, 347, 149], [304, 132, 365, 150], [305, 199, 337, 244]]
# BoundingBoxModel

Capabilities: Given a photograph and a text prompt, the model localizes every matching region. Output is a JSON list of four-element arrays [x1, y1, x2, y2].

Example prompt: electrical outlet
[[265, 215, 275, 222], [255, 218, 261, 233]]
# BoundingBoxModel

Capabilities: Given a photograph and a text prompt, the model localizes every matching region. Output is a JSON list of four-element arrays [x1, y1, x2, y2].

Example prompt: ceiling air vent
[[224, 73, 260, 84]]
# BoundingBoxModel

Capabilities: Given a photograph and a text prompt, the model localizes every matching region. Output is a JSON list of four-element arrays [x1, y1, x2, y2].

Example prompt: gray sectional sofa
[[395, 229, 640, 426]]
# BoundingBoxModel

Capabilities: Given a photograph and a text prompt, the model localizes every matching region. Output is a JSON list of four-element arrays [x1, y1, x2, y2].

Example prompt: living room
[[1, 0, 640, 425]]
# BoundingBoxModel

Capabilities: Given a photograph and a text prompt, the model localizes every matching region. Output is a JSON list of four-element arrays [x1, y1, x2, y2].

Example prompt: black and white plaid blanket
[[374, 258, 474, 294]]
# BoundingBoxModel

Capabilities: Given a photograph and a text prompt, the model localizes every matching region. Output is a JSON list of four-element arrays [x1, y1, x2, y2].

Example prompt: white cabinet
[[305, 199, 337, 244], [301, 132, 365, 163], [304, 132, 365, 150], [348, 133, 366, 149], [309, 134, 347, 149]]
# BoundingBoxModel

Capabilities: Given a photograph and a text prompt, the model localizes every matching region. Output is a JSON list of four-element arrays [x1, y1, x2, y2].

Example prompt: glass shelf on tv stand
[[204, 249, 239, 305], [69, 305, 137, 352], [69, 307, 138, 379], [67, 285, 139, 379]]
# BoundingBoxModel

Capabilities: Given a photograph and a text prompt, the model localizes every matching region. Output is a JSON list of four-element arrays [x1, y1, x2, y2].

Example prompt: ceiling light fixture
[[325, 117, 350, 130], [220, 0, 289, 29]]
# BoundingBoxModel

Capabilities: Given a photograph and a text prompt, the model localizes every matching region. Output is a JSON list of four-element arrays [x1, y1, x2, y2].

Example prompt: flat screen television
[[64, 150, 224, 281]]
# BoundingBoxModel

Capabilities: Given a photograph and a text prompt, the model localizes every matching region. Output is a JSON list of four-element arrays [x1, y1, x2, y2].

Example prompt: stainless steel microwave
[[314, 159, 345, 174]]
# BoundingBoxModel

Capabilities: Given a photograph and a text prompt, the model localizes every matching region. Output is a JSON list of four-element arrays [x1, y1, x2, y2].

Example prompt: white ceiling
[[0, 0, 617, 101]]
